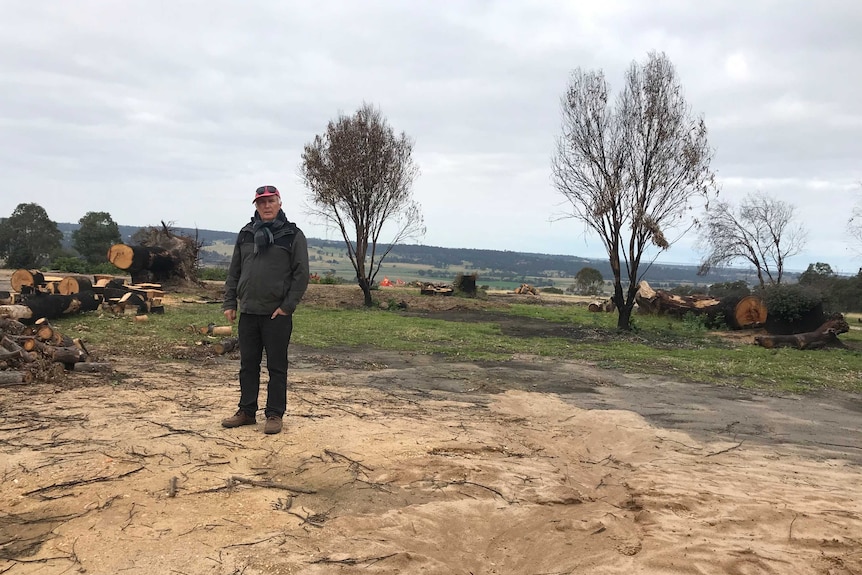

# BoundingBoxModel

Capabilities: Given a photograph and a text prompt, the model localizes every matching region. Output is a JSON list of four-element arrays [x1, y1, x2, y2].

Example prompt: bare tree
[[552, 52, 715, 330], [698, 191, 807, 287], [301, 103, 424, 306]]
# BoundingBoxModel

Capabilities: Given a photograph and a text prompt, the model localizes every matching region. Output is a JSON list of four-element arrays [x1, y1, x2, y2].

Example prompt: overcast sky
[[2, 1, 861, 274]]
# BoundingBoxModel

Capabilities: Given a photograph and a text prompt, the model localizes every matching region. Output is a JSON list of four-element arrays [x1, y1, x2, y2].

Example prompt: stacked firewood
[[0, 317, 110, 386], [1, 269, 164, 321]]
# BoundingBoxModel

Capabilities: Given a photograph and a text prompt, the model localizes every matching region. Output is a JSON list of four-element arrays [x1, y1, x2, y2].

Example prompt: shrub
[[198, 267, 228, 281], [758, 283, 825, 334], [541, 286, 564, 294], [52, 256, 89, 273], [51, 257, 124, 275], [708, 280, 751, 300]]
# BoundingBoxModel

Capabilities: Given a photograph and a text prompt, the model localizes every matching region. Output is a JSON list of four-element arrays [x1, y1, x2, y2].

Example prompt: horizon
[[53, 220, 855, 278]]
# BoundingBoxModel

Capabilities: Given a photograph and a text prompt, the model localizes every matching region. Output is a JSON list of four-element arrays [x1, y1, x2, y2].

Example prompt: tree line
[[0, 205, 122, 273]]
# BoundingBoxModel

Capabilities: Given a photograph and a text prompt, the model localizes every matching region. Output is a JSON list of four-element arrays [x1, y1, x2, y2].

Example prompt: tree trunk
[[358, 278, 373, 307], [635, 281, 767, 329], [754, 319, 849, 350], [617, 303, 634, 330]]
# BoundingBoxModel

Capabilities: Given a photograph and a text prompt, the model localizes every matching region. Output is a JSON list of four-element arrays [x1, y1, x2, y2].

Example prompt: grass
[[49, 295, 862, 394]]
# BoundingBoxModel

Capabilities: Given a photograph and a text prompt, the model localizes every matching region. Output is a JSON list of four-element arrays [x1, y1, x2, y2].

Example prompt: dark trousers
[[237, 313, 293, 418]]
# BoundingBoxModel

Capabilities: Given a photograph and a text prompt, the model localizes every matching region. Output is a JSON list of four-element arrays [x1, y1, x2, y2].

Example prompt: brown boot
[[222, 410, 256, 428], [264, 415, 283, 435]]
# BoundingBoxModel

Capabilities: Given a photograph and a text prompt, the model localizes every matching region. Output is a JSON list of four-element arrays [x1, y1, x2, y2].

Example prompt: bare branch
[[552, 52, 715, 329], [300, 103, 424, 306], [698, 191, 807, 287]]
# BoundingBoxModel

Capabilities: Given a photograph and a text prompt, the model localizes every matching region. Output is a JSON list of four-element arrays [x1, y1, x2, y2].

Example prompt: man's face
[[255, 196, 280, 221]]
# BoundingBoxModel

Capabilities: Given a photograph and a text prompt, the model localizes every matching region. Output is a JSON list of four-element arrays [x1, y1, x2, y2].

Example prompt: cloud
[[1, 0, 860, 274]]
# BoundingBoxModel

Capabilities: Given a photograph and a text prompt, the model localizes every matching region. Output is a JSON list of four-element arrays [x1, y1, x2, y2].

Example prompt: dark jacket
[[223, 210, 309, 316]]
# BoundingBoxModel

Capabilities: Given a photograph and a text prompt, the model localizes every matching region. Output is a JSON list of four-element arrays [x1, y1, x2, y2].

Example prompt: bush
[[51, 256, 89, 274], [758, 283, 825, 334], [540, 286, 564, 294], [708, 280, 751, 300], [198, 267, 228, 281], [51, 257, 124, 275]]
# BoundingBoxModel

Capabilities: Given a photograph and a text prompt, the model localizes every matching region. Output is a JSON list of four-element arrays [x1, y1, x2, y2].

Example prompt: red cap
[[253, 185, 280, 203]]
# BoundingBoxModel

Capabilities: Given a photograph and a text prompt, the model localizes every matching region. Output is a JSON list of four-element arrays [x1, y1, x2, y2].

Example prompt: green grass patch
[[49, 298, 862, 393]]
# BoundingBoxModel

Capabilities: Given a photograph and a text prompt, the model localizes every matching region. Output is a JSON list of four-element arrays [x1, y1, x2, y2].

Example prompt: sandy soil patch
[[1, 347, 860, 575]]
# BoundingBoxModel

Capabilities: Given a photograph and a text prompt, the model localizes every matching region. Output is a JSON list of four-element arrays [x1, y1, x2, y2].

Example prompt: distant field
[[202, 242, 580, 291]]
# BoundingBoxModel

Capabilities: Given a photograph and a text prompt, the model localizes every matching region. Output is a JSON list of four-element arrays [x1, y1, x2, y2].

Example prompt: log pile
[[0, 317, 110, 386], [1, 270, 165, 321], [515, 284, 538, 295], [635, 281, 767, 329], [10, 269, 66, 295], [420, 283, 454, 296]]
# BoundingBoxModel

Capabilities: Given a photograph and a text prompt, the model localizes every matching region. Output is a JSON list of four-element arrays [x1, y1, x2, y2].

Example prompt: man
[[221, 185, 309, 434]]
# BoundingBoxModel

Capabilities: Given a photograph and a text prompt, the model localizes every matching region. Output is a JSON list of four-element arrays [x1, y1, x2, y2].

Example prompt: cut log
[[635, 281, 766, 329], [733, 295, 768, 328], [46, 346, 88, 364], [0, 291, 16, 305], [72, 362, 112, 373], [0, 317, 27, 335], [0, 305, 33, 320], [199, 323, 232, 336], [75, 291, 103, 312], [17, 293, 79, 322], [213, 337, 239, 355], [0, 349, 23, 362], [10, 269, 45, 292], [20, 338, 43, 353], [57, 275, 94, 295], [0, 371, 31, 385], [35, 321, 56, 342], [0, 336, 35, 362], [754, 319, 850, 350]]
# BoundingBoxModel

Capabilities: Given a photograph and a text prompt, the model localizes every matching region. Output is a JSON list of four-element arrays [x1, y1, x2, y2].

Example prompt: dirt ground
[[1, 283, 861, 574]]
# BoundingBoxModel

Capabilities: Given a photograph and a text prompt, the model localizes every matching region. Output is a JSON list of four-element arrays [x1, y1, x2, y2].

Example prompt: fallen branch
[[23, 466, 145, 497], [706, 441, 744, 457], [228, 475, 316, 494], [310, 553, 397, 566]]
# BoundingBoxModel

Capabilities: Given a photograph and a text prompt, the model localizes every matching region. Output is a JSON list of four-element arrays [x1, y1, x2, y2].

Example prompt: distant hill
[[55, 222, 761, 287]]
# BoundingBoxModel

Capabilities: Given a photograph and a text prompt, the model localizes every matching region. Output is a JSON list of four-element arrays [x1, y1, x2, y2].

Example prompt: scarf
[[249, 211, 287, 254]]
